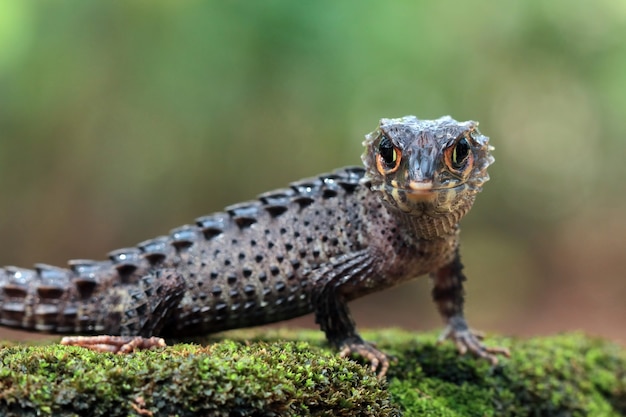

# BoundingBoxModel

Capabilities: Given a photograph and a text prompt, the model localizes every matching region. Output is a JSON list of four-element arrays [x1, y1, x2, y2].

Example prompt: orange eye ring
[[376, 134, 402, 174], [376, 147, 402, 174], [444, 136, 474, 176]]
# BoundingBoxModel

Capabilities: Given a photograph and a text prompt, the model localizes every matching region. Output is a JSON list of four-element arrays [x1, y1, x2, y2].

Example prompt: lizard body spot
[[137, 236, 170, 264], [243, 285, 256, 296], [36, 286, 65, 301], [170, 225, 200, 251], [293, 196, 314, 208], [226, 203, 260, 229], [73, 279, 98, 299], [265, 205, 288, 217], [259, 190, 294, 217], [322, 189, 338, 198], [196, 213, 229, 240]]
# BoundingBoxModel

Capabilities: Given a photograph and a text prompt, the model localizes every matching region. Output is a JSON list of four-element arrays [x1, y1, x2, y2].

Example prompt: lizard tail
[[0, 238, 181, 334]]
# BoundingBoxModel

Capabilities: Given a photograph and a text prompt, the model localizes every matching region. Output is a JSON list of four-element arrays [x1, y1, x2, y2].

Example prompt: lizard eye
[[444, 136, 473, 175], [376, 134, 402, 174]]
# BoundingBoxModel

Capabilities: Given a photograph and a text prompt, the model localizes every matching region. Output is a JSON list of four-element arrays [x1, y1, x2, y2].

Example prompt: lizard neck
[[398, 211, 460, 240], [364, 176, 478, 241], [391, 199, 472, 241]]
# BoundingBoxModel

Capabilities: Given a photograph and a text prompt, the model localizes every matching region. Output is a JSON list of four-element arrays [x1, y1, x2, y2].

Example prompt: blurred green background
[[0, 1, 624, 343]]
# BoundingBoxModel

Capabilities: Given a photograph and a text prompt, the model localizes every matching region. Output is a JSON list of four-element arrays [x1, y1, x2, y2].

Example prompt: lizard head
[[362, 115, 494, 230]]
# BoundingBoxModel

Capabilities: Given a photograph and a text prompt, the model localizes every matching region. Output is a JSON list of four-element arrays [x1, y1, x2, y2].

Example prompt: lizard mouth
[[393, 180, 437, 203], [386, 181, 437, 206], [405, 189, 435, 202], [405, 181, 435, 202], [383, 179, 468, 212]]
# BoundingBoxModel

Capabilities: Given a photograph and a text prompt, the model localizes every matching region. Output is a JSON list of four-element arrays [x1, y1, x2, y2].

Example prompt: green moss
[[0, 334, 396, 417], [0, 329, 624, 416], [376, 330, 626, 416]]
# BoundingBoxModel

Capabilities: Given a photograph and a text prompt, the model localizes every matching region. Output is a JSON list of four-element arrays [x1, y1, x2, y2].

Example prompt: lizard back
[[0, 167, 376, 336]]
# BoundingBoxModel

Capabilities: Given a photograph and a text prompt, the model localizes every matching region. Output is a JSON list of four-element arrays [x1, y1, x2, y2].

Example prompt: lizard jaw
[[389, 180, 441, 203], [405, 180, 435, 202]]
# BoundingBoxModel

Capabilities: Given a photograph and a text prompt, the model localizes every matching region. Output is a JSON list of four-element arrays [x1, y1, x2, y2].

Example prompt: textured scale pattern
[[0, 116, 509, 377], [0, 168, 368, 334]]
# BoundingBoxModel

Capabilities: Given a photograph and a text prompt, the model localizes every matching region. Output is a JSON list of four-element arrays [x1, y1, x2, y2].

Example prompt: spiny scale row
[[0, 168, 365, 328]]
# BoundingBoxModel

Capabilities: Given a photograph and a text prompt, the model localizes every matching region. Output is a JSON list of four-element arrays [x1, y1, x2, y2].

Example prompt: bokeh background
[[0, 1, 624, 344]]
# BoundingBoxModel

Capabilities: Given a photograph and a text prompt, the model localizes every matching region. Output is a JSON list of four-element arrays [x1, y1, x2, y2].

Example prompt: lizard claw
[[60, 335, 166, 354], [339, 338, 393, 379], [438, 324, 510, 365]]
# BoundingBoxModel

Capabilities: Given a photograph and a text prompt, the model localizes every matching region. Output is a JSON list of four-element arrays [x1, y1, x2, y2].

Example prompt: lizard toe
[[339, 338, 391, 379], [61, 335, 166, 354], [439, 325, 510, 365]]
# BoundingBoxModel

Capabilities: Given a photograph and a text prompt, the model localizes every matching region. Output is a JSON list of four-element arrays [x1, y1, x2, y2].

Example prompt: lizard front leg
[[430, 250, 510, 363], [314, 288, 391, 378]]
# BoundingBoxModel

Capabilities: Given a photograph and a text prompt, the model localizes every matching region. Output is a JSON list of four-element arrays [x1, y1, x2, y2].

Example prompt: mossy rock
[[0, 329, 624, 416]]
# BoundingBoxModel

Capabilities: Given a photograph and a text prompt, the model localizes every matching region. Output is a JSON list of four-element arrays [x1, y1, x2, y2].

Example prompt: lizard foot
[[60, 335, 166, 354], [339, 337, 393, 379], [438, 323, 510, 365]]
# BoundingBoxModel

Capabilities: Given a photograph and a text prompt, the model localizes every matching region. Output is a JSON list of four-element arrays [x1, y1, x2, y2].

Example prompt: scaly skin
[[0, 116, 509, 377]]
